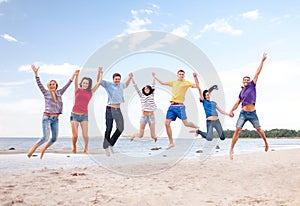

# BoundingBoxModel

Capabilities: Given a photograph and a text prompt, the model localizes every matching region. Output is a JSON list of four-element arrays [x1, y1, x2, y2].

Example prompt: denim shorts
[[70, 112, 88, 123], [140, 114, 155, 124], [166, 105, 187, 121], [236, 110, 261, 129]]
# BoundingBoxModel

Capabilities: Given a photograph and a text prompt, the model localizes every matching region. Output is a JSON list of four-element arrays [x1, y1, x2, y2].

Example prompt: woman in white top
[[130, 73, 157, 142]]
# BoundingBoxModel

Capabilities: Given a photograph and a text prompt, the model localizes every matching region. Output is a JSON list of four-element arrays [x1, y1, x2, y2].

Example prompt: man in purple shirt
[[229, 53, 269, 160]]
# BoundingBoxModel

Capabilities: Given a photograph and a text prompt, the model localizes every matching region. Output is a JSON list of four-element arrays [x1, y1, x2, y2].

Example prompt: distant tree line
[[223, 129, 300, 138]]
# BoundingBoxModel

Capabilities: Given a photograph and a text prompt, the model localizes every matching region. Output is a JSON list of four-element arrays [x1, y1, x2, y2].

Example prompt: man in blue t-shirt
[[229, 53, 269, 160], [100, 72, 133, 156]]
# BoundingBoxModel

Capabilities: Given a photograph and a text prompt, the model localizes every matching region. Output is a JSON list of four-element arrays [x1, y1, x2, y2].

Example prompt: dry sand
[[0, 149, 299, 206]]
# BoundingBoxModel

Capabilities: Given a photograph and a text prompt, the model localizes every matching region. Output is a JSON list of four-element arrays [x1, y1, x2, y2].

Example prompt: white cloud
[[140, 9, 153, 15], [0, 0, 10, 4], [123, 4, 160, 34], [171, 20, 192, 38], [0, 87, 11, 97], [270, 14, 291, 25], [18, 63, 81, 76], [124, 9, 152, 34], [199, 19, 243, 36], [0, 80, 32, 87], [150, 3, 160, 10], [1, 33, 18, 42], [0, 80, 33, 97], [242, 9, 259, 20]]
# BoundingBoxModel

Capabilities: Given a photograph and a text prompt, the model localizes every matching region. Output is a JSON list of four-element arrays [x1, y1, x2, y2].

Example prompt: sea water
[[0, 137, 299, 174]]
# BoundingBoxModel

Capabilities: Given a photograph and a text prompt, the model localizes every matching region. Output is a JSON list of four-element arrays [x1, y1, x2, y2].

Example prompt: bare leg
[[40, 143, 52, 159], [130, 123, 146, 141], [72, 136, 78, 153], [229, 127, 242, 160], [71, 121, 79, 153], [182, 119, 198, 129], [81, 121, 89, 153], [256, 128, 269, 152], [189, 129, 199, 137], [165, 119, 174, 149], [149, 123, 157, 142], [27, 143, 39, 158]]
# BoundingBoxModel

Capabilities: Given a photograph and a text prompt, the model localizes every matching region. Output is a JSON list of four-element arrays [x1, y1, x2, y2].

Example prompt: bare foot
[[27, 144, 38, 158], [109, 146, 114, 154], [83, 149, 87, 153], [72, 147, 77, 154], [152, 137, 157, 142], [189, 129, 199, 137], [229, 150, 234, 160], [130, 135, 135, 142], [40, 148, 46, 159], [166, 144, 174, 150], [104, 148, 110, 157], [265, 144, 269, 152], [27, 149, 34, 158]]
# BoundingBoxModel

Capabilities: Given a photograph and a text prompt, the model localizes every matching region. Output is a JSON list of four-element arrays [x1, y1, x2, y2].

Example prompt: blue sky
[[0, 0, 299, 137]]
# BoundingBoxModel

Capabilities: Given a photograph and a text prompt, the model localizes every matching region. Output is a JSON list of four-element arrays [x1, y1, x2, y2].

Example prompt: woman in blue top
[[190, 75, 231, 141]]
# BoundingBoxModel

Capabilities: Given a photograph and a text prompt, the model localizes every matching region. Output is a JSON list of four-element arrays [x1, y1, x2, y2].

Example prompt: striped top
[[133, 81, 157, 112], [35, 76, 72, 114]]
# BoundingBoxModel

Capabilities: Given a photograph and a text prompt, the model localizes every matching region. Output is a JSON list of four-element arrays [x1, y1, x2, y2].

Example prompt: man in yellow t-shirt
[[152, 70, 199, 149]]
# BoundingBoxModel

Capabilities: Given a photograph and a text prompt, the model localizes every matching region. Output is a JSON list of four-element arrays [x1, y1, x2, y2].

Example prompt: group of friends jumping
[[27, 53, 269, 160]]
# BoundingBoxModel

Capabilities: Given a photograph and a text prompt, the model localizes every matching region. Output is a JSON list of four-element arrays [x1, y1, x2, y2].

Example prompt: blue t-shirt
[[101, 80, 126, 104], [239, 80, 256, 107], [201, 99, 218, 118]]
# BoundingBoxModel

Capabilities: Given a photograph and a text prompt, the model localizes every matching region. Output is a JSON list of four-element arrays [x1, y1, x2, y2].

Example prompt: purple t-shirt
[[239, 80, 256, 107]]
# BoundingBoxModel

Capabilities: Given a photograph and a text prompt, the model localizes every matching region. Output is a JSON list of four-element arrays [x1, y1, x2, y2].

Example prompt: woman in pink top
[[70, 67, 103, 153]]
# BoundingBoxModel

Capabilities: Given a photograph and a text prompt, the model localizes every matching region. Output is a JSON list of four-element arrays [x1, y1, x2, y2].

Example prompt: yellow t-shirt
[[167, 80, 194, 103]]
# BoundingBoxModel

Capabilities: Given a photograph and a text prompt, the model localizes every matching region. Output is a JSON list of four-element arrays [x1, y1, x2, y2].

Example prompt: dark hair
[[79, 77, 93, 92], [177, 69, 185, 74], [243, 76, 250, 80], [113, 73, 121, 79], [203, 90, 209, 100], [142, 85, 155, 96]]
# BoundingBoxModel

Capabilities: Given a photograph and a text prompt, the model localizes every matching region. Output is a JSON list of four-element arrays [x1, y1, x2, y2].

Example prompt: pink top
[[72, 89, 92, 114]]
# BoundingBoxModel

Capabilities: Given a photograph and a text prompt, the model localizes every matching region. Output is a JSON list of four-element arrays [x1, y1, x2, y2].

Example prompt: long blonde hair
[[47, 80, 58, 102]]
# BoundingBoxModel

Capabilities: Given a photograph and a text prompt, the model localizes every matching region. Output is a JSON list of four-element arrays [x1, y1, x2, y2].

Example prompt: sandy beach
[[0, 149, 299, 206]]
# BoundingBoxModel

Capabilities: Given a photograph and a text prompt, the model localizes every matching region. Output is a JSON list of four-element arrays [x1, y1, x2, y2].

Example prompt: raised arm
[[31, 64, 39, 77], [125, 72, 133, 88], [74, 70, 79, 93], [253, 53, 267, 84], [71, 70, 79, 81], [152, 72, 168, 86], [59, 70, 79, 95], [91, 67, 103, 93], [191, 72, 199, 89], [193, 73, 204, 100], [208, 85, 218, 93], [32, 64, 48, 94], [131, 76, 142, 97], [152, 76, 155, 88]]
